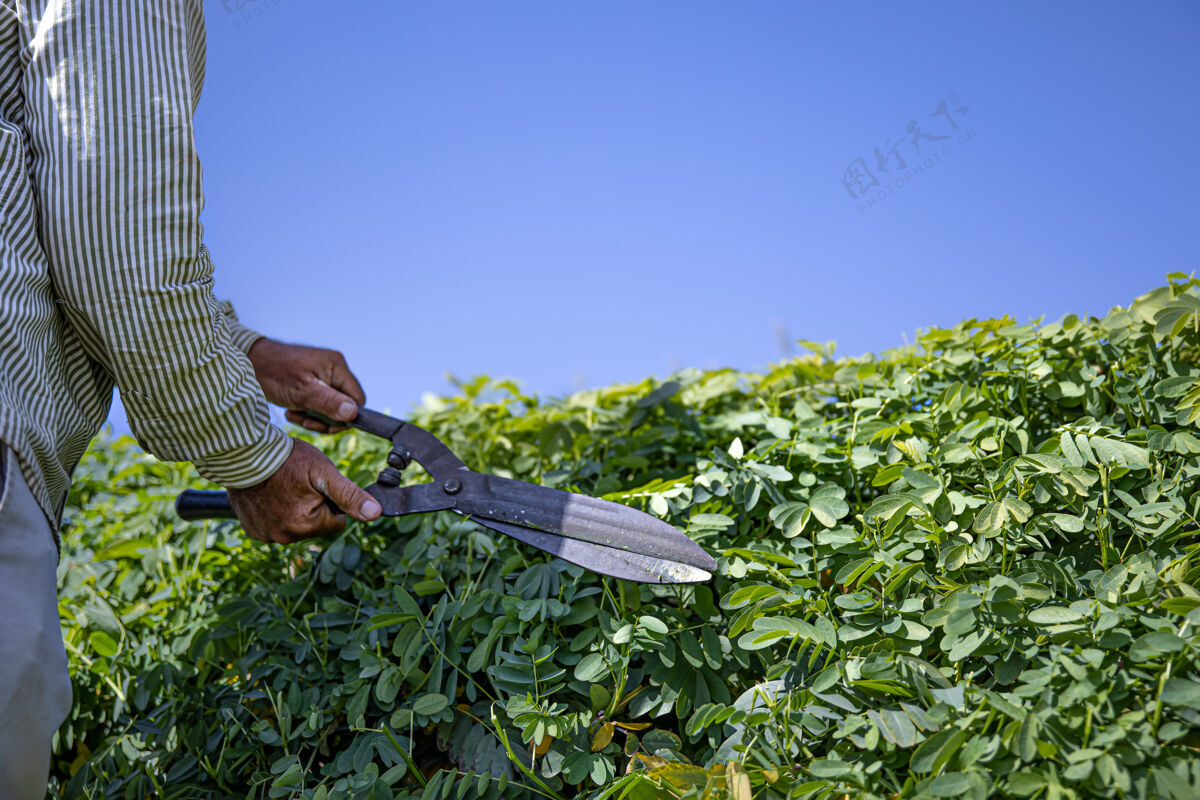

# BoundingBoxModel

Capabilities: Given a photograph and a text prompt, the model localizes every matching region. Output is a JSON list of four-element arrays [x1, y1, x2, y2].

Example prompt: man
[[0, 2, 382, 795]]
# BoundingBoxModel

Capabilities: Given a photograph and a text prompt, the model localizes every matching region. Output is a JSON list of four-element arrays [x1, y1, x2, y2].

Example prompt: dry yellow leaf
[[613, 720, 652, 731], [650, 763, 708, 790], [69, 740, 91, 777], [591, 722, 615, 752], [631, 753, 669, 771]]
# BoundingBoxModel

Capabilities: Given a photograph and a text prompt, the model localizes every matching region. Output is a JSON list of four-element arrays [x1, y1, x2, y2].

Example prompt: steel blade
[[453, 473, 718, 572], [469, 516, 712, 584]]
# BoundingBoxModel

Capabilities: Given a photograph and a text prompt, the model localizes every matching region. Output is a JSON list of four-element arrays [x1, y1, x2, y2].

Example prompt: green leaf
[[1129, 632, 1186, 661], [1042, 513, 1084, 533], [902, 467, 940, 490], [88, 630, 118, 658], [809, 487, 849, 527], [1060, 432, 1085, 466], [636, 381, 681, 408], [927, 773, 973, 796], [1015, 714, 1039, 762], [972, 500, 1004, 534], [943, 608, 976, 636], [589, 684, 612, 710], [375, 667, 404, 705], [769, 501, 812, 538], [1162, 597, 1200, 615], [574, 653, 608, 682], [753, 616, 822, 643], [808, 759, 852, 779], [1154, 294, 1200, 336], [722, 584, 779, 609], [736, 629, 789, 651], [1027, 606, 1083, 625], [948, 630, 988, 660], [369, 613, 414, 631], [1004, 497, 1032, 523], [411, 693, 449, 717], [910, 728, 969, 773], [688, 513, 734, 532], [1155, 376, 1194, 397], [865, 493, 917, 525], [869, 708, 918, 747], [641, 729, 683, 753], [872, 463, 905, 486], [1088, 436, 1149, 469], [1160, 678, 1200, 706]]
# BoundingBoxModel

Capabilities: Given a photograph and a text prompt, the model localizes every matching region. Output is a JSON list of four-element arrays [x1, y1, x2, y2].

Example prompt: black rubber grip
[[175, 489, 345, 522], [175, 489, 238, 521]]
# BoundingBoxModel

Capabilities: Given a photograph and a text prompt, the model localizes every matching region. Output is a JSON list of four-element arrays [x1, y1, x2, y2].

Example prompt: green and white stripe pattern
[[0, 0, 291, 529]]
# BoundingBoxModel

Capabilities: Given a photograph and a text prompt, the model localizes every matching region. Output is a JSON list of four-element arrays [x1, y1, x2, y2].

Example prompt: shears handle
[[175, 489, 237, 520], [174, 409, 397, 521], [175, 489, 345, 521], [174, 408, 459, 521]]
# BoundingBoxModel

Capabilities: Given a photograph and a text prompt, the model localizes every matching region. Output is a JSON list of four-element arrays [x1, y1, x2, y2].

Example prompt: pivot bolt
[[387, 448, 411, 469], [378, 467, 403, 487], [443, 477, 462, 495]]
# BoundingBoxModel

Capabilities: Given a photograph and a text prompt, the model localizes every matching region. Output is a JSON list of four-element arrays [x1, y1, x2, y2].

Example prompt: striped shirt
[[0, 0, 291, 530]]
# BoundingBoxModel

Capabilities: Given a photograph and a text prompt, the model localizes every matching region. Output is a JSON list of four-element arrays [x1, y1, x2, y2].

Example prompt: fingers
[[226, 438, 380, 546], [285, 409, 346, 434], [247, 483, 351, 543], [296, 378, 360, 425], [327, 353, 366, 408], [251, 341, 365, 434], [300, 498, 349, 540], [314, 461, 382, 523]]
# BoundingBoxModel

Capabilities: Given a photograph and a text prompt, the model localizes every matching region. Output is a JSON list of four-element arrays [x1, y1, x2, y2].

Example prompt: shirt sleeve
[[217, 299, 267, 355], [20, 0, 291, 488]]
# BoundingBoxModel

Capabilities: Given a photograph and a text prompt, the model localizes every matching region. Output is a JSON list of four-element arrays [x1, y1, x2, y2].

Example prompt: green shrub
[[52, 278, 1200, 799]]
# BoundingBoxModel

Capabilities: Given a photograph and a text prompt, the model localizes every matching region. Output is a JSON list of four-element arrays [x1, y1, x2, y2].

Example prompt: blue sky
[[106, 0, 1199, 429]]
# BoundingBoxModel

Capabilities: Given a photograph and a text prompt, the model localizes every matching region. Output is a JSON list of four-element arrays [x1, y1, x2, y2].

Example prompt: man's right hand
[[227, 439, 382, 544]]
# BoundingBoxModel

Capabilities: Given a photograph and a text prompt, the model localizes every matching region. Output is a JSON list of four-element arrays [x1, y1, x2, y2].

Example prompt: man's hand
[[247, 338, 365, 434], [236, 339, 379, 542], [227, 439, 383, 544]]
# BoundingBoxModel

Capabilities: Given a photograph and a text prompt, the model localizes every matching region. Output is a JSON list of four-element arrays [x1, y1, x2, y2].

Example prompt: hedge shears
[[175, 408, 717, 584]]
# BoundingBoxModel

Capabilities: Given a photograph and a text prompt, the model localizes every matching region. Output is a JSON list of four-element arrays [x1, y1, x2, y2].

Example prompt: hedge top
[[56, 278, 1200, 800]]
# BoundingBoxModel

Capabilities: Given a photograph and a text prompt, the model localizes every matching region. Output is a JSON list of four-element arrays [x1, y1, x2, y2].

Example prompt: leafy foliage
[[52, 278, 1200, 799]]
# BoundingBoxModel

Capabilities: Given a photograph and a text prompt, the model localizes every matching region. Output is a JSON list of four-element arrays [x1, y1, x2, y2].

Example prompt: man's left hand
[[247, 338, 366, 434]]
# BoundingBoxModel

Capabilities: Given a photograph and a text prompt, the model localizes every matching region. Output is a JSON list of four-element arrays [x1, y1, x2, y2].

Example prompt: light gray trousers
[[0, 445, 72, 799]]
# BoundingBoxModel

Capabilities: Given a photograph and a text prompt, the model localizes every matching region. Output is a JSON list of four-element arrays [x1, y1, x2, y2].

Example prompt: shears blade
[[473, 517, 713, 584], [446, 472, 717, 578]]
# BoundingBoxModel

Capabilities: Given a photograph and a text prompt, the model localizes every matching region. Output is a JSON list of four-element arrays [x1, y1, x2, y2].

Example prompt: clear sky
[[105, 0, 1200, 430]]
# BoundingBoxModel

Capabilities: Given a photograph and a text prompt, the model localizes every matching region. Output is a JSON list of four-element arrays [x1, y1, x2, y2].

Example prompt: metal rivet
[[443, 478, 462, 495], [378, 467, 403, 487]]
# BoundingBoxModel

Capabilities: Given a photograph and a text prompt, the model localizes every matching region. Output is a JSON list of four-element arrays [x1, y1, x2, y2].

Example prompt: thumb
[[316, 464, 382, 522], [299, 379, 359, 423]]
